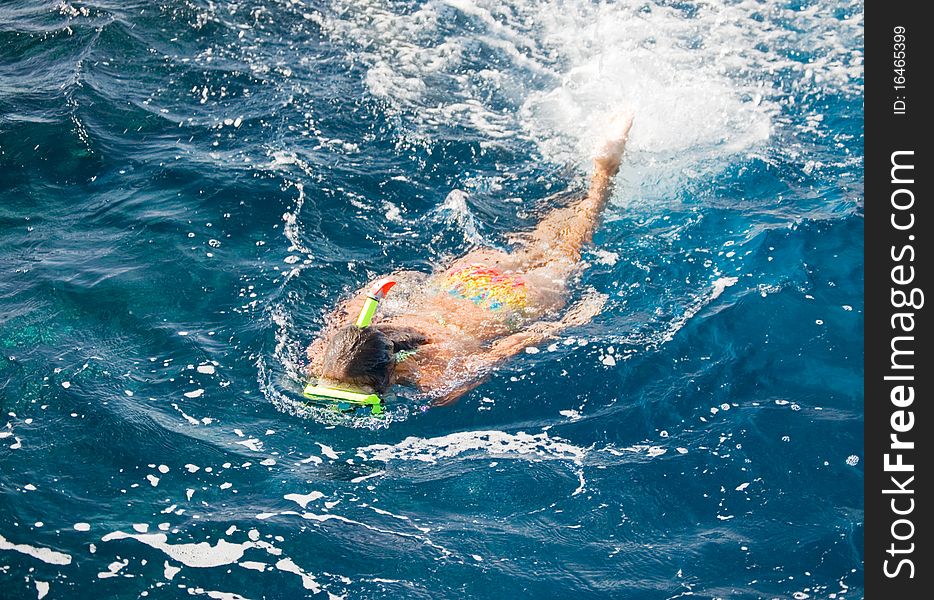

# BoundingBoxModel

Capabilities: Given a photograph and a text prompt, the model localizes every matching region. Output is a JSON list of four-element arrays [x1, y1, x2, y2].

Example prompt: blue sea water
[[1, 1, 863, 598]]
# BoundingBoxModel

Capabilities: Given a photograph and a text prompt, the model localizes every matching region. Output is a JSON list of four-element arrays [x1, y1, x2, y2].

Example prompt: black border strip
[[865, 2, 931, 594]]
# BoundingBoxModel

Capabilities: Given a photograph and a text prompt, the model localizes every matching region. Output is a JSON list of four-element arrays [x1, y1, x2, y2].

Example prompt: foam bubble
[[205, 590, 250, 600], [316, 443, 339, 460], [98, 558, 129, 579], [236, 438, 263, 452], [164, 560, 181, 580], [284, 491, 325, 510], [239, 561, 267, 572]]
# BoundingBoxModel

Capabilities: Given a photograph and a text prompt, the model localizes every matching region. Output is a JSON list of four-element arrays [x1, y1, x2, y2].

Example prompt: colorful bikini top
[[442, 263, 528, 311]]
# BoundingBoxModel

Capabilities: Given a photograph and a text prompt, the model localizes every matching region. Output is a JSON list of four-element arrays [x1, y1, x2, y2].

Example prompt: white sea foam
[[357, 430, 586, 464], [656, 276, 738, 345], [172, 403, 201, 426], [103, 526, 330, 593], [284, 491, 325, 509], [101, 531, 255, 568], [164, 560, 181, 580], [601, 444, 668, 459], [619, 275, 741, 351], [433, 190, 485, 245], [350, 470, 384, 483], [239, 560, 267, 571], [275, 557, 322, 594], [236, 438, 263, 452], [0, 534, 72, 565], [187, 588, 251, 600], [710, 276, 740, 300], [98, 558, 129, 579], [316, 0, 861, 189], [316, 443, 339, 460]]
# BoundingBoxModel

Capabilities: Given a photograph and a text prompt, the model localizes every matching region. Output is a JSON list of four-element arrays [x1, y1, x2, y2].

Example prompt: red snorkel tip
[[368, 278, 396, 300]]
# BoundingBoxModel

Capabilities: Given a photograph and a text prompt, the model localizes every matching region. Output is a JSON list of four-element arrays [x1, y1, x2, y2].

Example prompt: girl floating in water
[[306, 113, 633, 409]]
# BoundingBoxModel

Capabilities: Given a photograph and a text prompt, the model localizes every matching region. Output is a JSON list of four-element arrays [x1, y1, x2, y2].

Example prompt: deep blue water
[[1, 1, 863, 598]]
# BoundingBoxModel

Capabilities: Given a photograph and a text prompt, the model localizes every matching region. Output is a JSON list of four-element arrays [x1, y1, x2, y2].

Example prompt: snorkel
[[303, 278, 397, 416], [355, 278, 396, 328]]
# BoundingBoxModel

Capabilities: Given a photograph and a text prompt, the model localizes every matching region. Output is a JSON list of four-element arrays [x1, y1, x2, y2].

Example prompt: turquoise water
[[1, 1, 863, 598]]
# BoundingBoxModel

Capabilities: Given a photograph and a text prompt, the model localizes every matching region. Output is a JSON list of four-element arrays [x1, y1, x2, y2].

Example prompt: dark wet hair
[[319, 325, 426, 394]]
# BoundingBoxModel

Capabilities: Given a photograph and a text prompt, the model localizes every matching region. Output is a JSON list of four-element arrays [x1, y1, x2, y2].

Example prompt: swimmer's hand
[[558, 291, 607, 328], [431, 292, 607, 405], [486, 291, 608, 362], [592, 111, 634, 175]]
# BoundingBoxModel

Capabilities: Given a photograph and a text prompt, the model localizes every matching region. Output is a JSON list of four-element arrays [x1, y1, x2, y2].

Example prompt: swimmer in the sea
[[305, 112, 634, 408]]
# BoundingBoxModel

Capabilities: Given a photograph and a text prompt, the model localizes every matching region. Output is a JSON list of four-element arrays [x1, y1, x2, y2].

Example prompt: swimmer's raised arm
[[515, 111, 633, 265]]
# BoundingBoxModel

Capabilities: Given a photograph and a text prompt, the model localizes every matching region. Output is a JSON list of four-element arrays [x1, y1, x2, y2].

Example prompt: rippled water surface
[[1, 1, 863, 598]]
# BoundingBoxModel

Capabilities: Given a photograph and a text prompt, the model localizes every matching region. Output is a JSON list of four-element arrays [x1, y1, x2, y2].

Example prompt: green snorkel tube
[[303, 278, 397, 416]]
